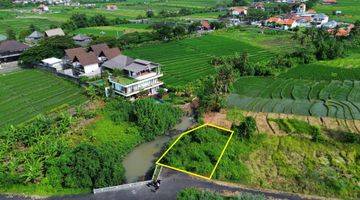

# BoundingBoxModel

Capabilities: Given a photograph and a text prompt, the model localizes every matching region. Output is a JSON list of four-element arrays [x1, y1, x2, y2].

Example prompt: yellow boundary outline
[[156, 123, 234, 180]]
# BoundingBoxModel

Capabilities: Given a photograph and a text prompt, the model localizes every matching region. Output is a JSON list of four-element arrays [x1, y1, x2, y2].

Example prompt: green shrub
[[177, 188, 266, 200], [232, 117, 257, 139]]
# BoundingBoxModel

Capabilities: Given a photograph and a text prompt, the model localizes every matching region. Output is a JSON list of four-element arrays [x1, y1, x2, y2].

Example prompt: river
[[122, 116, 195, 183]]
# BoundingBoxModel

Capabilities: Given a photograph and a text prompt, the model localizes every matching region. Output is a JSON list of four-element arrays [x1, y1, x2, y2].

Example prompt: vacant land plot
[[0, 70, 87, 129], [72, 24, 151, 37], [314, 0, 360, 22], [125, 28, 292, 86], [213, 133, 359, 199], [158, 125, 233, 178]]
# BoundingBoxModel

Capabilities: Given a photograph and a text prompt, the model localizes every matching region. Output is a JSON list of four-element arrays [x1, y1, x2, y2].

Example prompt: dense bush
[[232, 116, 257, 139], [19, 36, 76, 67], [105, 98, 183, 141], [0, 111, 126, 191]]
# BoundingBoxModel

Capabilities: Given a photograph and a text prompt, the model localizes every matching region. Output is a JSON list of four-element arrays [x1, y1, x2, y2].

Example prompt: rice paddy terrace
[[0, 70, 87, 129], [125, 28, 292, 86], [229, 65, 360, 120]]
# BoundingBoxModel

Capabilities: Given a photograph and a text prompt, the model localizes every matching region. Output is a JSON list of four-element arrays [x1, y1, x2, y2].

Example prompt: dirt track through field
[[204, 111, 360, 135]]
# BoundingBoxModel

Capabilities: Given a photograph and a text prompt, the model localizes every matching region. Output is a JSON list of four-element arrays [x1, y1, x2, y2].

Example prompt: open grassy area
[[71, 24, 151, 37], [159, 126, 232, 178], [213, 132, 359, 199], [314, 0, 360, 23], [125, 28, 292, 86], [0, 69, 87, 129]]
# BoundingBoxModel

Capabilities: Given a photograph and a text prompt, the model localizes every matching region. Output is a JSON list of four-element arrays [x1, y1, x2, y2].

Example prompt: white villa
[[103, 55, 163, 97]]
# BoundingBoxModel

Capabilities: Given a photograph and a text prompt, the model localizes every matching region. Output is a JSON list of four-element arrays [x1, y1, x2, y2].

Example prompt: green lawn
[[314, 0, 360, 22], [0, 69, 87, 129], [125, 28, 292, 86], [71, 24, 151, 38]]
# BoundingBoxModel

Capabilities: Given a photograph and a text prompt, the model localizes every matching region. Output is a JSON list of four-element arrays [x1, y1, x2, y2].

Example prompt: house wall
[[110, 74, 163, 97], [84, 63, 100, 74]]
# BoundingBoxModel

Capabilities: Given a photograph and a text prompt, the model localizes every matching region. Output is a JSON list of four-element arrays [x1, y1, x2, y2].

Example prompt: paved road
[[0, 168, 319, 200]]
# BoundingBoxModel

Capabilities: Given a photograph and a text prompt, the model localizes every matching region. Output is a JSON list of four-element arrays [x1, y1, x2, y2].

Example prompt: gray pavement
[[0, 168, 316, 200], [0, 62, 21, 74]]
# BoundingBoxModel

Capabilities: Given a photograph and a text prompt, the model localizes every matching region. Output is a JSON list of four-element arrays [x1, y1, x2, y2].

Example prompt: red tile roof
[[90, 43, 109, 57], [102, 47, 121, 60], [74, 52, 99, 66], [201, 20, 211, 30], [65, 47, 87, 60]]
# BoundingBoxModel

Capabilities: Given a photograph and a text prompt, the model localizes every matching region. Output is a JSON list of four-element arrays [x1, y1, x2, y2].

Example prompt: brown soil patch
[[203, 112, 232, 129]]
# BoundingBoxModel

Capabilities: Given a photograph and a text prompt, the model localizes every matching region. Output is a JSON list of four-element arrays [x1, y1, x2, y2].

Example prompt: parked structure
[[73, 34, 92, 46], [45, 28, 65, 37], [0, 40, 29, 63], [0, 34, 7, 42], [106, 4, 118, 11], [322, 0, 337, 5], [64, 47, 100, 77], [63, 43, 121, 78], [103, 55, 163, 97], [229, 6, 248, 16], [25, 31, 44, 43], [41, 57, 63, 71]]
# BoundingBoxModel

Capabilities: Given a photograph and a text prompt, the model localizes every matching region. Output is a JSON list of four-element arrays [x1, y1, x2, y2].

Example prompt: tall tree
[[6, 28, 16, 40]]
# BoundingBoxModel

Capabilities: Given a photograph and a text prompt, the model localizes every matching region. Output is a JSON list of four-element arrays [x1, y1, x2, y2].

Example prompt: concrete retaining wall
[[93, 181, 149, 194]]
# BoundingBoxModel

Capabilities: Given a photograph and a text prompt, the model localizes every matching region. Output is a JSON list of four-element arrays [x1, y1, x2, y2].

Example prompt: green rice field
[[229, 76, 360, 120], [71, 24, 151, 37], [314, 0, 360, 22], [0, 0, 227, 34], [125, 28, 292, 86], [0, 70, 87, 129]]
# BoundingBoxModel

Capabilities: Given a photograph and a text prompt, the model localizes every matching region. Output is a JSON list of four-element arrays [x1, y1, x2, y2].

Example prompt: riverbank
[[122, 116, 196, 183]]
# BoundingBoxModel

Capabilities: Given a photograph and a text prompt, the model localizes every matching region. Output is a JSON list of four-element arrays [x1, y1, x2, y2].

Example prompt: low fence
[[93, 181, 149, 194], [36, 65, 81, 84]]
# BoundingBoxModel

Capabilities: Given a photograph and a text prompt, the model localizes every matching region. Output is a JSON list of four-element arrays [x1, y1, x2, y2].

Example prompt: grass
[[71, 24, 151, 38], [159, 126, 232, 178], [125, 27, 292, 86], [0, 69, 87, 129], [212, 132, 360, 199], [314, 0, 360, 22], [0, 185, 89, 197], [112, 74, 137, 85]]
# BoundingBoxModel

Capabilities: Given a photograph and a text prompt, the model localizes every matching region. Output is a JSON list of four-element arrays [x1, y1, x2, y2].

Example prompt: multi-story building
[[103, 55, 163, 97]]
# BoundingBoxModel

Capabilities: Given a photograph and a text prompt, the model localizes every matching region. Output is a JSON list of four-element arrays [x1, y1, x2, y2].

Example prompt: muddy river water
[[122, 116, 195, 183]]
